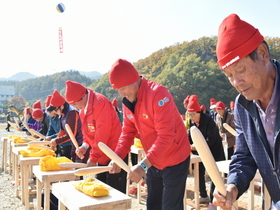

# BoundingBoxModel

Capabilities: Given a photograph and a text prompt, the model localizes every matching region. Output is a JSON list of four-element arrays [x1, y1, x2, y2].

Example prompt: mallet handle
[[98, 142, 131, 173]]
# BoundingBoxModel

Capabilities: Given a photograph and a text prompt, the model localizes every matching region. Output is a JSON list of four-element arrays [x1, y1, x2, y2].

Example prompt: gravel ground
[[0, 123, 262, 210]]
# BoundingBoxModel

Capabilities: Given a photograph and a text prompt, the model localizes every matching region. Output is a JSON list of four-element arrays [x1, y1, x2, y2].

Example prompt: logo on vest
[[87, 123, 95, 132], [158, 97, 170, 106]]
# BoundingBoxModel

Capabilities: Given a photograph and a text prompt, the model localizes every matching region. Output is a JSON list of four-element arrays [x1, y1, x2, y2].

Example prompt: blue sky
[[0, 0, 279, 78]]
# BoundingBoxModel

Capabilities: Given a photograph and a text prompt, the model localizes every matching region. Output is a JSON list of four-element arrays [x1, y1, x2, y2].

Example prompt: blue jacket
[[227, 60, 280, 207], [46, 114, 60, 139], [46, 114, 71, 146]]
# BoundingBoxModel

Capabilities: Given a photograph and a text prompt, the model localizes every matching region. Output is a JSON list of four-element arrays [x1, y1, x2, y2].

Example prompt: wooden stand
[[1, 137, 9, 172], [184, 155, 201, 210], [19, 155, 42, 210], [33, 165, 80, 210], [52, 180, 132, 210], [12, 145, 29, 197]]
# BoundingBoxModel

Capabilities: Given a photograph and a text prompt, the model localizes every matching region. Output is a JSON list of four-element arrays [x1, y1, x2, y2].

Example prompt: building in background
[[0, 85, 15, 105]]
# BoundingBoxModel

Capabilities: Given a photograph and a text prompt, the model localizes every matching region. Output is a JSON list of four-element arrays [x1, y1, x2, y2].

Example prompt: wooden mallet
[[65, 124, 84, 159], [223, 123, 237, 136], [28, 144, 53, 150], [24, 136, 39, 141], [8, 121, 18, 129], [190, 126, 227, 196], [14, 117, 20, 128], [19, 138, 33, 142], [22, 121, 34, 135], [74, 166, 113, 176], [58, 162, 87, 169], [28, 141, 50, 146], [29, 129, 47, 141], [98, 142, 131, 173]]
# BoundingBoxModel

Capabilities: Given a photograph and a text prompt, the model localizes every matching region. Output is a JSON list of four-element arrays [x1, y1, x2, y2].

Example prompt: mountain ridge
[[0, 70, 102, 81]]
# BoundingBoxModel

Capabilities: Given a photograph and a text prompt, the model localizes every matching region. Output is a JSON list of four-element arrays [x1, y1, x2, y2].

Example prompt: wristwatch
[[139, 160, 149, 171]]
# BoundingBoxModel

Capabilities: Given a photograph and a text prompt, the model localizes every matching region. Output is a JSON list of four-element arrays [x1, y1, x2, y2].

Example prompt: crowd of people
[[4, 13, 280, 210]]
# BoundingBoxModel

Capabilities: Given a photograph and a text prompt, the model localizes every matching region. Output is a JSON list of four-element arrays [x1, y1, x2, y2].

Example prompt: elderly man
[[108, 58, 191, 210], [213, 13, 280, 209]]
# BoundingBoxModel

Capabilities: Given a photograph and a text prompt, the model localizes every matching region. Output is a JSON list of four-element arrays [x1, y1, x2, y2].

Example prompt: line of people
[[17, 82, 128, 194]]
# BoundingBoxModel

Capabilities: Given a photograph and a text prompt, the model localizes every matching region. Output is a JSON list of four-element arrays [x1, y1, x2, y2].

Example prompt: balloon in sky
[[56, 3, 65, 13]]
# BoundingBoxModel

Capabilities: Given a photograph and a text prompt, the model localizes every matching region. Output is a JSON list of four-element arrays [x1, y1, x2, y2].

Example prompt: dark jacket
[[216, 110, 236, 148], [228, 60, 280, 207], [39, 112, 50, 136]]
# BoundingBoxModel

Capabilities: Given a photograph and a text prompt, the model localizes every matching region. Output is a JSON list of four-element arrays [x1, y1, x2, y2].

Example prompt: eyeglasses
[[54, 107, 60, 112]]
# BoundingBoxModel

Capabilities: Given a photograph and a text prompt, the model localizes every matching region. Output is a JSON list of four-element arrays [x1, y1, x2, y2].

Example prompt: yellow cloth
[[185, 113, 191, 130], [73, 178, 109, 197], [7, 135, 29, 143], [133, 138, 143, 148], [20, 147, 56, 157], [39, 156, 73, 171]]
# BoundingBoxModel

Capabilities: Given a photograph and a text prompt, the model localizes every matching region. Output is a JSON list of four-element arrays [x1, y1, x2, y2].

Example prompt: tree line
[[1, 36, 280, 114]]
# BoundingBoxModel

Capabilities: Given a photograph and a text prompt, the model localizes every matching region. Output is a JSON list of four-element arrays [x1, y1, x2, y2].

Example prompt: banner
[[58, 27, 63, 53]]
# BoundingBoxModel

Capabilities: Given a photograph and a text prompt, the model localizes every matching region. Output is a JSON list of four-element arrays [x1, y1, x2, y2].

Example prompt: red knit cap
[[183, 95, 190, 104], [200, 105, 206, 111], [33, 100, 42, 110], [25, 107, 31, 115], [216, 101, 226, 110], [50, 90, 65, 107], [45, 95, 52, 108], [65, 80, 87, 104], [187, 98, 201, 112], [210, 98, 216, 106], [189, 95, 198, 102], [216, 14, 264, 70], [32, 108, 44, 120], [112, 98, 118, 108], [109, 59, 140, 89]]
